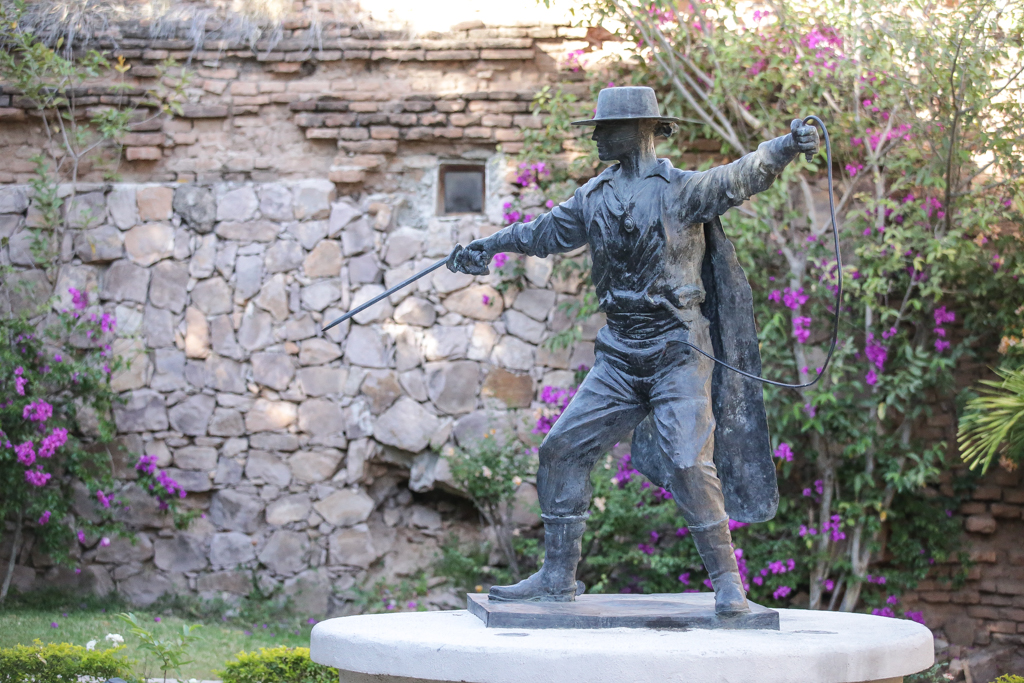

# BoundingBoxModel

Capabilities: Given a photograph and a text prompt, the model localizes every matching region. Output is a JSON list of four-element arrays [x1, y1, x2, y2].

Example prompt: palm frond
[[958, 367, 1024, 473]]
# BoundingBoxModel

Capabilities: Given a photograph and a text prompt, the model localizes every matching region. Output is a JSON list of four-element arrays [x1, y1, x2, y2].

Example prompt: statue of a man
[[447, 86, 819, 616]]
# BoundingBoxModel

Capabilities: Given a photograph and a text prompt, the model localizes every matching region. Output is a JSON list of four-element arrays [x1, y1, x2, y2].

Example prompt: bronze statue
[[446, 86, 819, 616]]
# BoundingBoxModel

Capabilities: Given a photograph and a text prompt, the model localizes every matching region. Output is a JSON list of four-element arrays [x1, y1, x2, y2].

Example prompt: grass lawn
[[0, 598, 317, 679]]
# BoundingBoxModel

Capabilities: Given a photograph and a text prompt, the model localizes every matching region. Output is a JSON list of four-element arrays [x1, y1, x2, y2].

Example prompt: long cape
[[630, 217, 778, 523]]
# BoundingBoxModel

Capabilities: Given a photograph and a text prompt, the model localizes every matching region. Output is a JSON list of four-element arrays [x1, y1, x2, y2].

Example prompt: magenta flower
[[492, 253, 508, 269], [38, 511, 51, 525], [773, 442, 794, 462], [792, 316, 812, 343], [865, 334, 887, 370], [905, 611, 926, 624], [77, 530, 86, 543], [69, 287, 88, 310], [100, 537, 110, 547], [15, 441, 36, 466], [865, 369, 878, 386], [678, 572, 690, 585], [934, 339, 950, 352], [14, 367, 27, 396], [845, 163, 864, 177], [38, 428, 68, 458], [934, 306, 956, 325], [675, 527, 689, 537], [22, 400, 53, 423], [25, 468, 51, 487], [782, 287, 808, 310], [50, 622, 59, 629], [872, 607, 896, 618], [97, 490, 112, 509], [773, 586, 792, 600], [481, 295, 491, 306]]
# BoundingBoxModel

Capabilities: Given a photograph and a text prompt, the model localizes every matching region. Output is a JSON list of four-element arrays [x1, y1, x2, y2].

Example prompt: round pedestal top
[[311, 607, 933, 683]]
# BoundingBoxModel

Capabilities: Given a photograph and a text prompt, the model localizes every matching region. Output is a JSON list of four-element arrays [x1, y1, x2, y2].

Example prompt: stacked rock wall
[[0, 176, 595, 614]]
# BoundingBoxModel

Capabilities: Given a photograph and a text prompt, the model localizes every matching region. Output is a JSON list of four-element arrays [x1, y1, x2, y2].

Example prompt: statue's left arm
[[677, 119, 819, 225]]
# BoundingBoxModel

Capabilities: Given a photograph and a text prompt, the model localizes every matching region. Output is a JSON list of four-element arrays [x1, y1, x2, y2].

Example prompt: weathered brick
[[316, 100, 350, 112], [344, 50, 371, 60], [125, 146, 162, 161], [513, 114, 543, 129], [290, 101, 318, 112], [388, 113, 418, 126], [919, 591, 951, 603], [972, 549, 999, 563], [961, 502, 987, 515], [350, 102, 379, 113], [482, 114, 513, 127], [325, 114, 358, 127], [434, 128, 464, 139], [260, 82, 286, 93], [981, 593, 1015, 606], [989, 620, 1018, 634], [338, 128, 370, 141], [966, 514, 997, 534], [349, 155, 386, 171], [1000, 607, 1024, 621], [270, 62, 302, 73], [997, 579, 1024, 595], [951, 589, 981, 604], [450, 113, 482, 127], [230, 82, 258, 95], [480, 48, 535, 60], [425, 50, 479, 61], [234, 95, 271, 106], [202, 79, 228, 94], [968, 606, 1001, 619], [1004, 489, 1024, 504], [329, 168, 366, 183], [371, 126, 399, 140], [463, 127, 494, 139], [316, 50, 343, 61], [403, 101, 434, 113], [288, 81, 332, 93], [306, 128, 340, 139], [338, 140, 398, 154], [403, 127, 436, 141], [975, 485, 1003, 501], [371, 50, 424, 61], [991, 503, 1021, 519], [435, 100, 466, 113], [180, 104, 229, 118], [122, 132, 165, 146], [495, 128, 524, 142], [294, 113, 327, 127]]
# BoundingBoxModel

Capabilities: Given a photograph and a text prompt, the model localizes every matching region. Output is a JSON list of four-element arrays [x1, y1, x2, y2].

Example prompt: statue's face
[[592, 120, 645, 162]]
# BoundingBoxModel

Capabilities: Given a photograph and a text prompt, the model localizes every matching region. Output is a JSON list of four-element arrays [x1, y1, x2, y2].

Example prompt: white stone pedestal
[[311, 607, 934, 683]]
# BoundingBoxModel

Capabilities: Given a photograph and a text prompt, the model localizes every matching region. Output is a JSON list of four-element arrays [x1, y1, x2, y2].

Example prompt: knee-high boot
[[488, 514, 586, 602], [690, 519, 750, 616]]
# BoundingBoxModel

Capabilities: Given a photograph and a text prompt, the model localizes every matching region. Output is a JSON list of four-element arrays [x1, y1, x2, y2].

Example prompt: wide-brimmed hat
[[571, 86, 680, 126]]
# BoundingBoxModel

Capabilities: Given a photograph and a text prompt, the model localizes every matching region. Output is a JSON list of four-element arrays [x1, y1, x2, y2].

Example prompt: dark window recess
[[440, 165, 485, 214]]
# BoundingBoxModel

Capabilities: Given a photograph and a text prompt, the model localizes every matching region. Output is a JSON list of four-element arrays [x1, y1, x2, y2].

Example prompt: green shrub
[[0, 640, 137, 682], [218, 646, 335, 683], [992, 676, 1024, 683]]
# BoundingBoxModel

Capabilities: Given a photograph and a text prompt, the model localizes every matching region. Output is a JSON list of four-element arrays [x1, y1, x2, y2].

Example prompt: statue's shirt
[[490, 136, 795, 339]]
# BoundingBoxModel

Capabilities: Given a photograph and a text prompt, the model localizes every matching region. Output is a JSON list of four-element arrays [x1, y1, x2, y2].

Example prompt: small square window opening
[[440, 165, 485, 214]]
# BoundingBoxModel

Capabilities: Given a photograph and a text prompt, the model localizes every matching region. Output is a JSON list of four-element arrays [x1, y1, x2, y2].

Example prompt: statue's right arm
[[448, 189, 588, 275]]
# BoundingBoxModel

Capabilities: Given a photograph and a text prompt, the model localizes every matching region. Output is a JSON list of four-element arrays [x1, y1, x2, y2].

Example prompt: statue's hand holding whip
[[446, 239, 494, 276], [791, 118, 820, 162], [322, 237, 497, 332]]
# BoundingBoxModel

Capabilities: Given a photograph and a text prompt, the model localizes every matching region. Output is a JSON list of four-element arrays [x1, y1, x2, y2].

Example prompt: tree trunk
[[0, 511, 24, 605]]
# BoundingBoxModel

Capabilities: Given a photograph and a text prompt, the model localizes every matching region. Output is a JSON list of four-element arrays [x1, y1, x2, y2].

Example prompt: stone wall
[[0, 9, 623, 188], [0, 175, 593, 615]]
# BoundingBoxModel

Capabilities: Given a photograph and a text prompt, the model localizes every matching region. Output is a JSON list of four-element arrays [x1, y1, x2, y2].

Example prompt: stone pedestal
[[311, 602, 934, 683]]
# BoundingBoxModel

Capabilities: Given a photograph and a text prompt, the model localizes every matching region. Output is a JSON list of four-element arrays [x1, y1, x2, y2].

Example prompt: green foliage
[[958, 366, 1024, 473], [0, 640, 137, 683], [217, 646, 335, 683], [442, 429, 539, 579], [991, 676, 1024, 683], [117, 612, 200, 681]]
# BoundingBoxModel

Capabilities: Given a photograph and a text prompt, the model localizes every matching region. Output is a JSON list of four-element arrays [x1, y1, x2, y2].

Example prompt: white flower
[[481, 466, 493, 479], [105, 633, 124, 645], [512, 476, 523, 487], [85, 640, 97, 651]]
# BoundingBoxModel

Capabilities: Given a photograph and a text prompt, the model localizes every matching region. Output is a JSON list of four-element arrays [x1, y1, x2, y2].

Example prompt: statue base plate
[[467, 592, 779, 630]]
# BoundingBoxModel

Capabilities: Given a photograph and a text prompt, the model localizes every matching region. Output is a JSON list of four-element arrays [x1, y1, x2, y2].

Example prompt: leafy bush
[[217, 646, 335, 683], [992, 676, 1024, 683], [0, 640, 137, 682]]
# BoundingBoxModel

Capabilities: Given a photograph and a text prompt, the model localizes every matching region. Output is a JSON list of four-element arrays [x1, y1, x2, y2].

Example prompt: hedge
[[0, 641, 136, 682], [217, 646, 335, 683]]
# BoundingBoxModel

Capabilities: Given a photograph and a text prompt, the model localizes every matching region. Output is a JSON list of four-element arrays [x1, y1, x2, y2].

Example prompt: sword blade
[[322, 255, 449, 332]]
